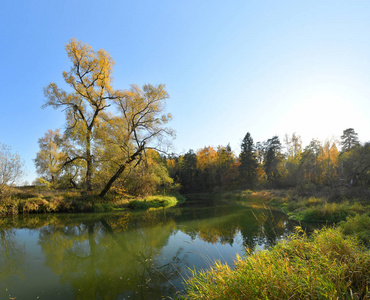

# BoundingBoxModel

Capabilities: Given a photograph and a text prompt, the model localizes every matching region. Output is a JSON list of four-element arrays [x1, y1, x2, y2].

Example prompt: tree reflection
[[38, 211, 186, 299], [0, 203, 297, 299], [178, 206, 295, 250], [0, 224, 25, 298]]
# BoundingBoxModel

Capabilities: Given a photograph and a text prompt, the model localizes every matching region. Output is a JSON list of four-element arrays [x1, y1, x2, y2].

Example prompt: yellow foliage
[[196, 146, 217, 171]]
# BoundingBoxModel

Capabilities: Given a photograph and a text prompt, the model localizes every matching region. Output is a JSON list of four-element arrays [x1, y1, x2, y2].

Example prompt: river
[[0, 197, 297, 299]]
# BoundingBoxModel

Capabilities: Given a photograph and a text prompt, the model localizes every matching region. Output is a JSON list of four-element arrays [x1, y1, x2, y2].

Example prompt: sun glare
[[276, 94, 364, 145]]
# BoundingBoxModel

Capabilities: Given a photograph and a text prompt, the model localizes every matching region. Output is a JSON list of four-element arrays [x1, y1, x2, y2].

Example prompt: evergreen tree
[[341, 128, 359, 152], [178, 150, 199, 192], [263, 136, 283, 185], [239, 133, 258, 187]]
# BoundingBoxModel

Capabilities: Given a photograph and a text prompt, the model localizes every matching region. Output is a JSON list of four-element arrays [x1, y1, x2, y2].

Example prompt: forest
[[167, 129, 370, 194]]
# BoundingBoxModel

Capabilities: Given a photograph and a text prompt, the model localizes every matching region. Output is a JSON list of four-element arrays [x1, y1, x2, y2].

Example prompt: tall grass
[[288, 200, 368, 223], [340, 214, 370, 247], [182, 227, 370, 299]]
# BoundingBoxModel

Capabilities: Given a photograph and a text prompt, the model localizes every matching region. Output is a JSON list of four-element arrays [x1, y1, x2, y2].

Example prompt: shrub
[[0, 196, 19, 215], [21, 197, 50, 213], [49, 196, 72, 212]]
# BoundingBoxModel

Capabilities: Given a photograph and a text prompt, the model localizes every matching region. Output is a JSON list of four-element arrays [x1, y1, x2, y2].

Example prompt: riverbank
[[0, 186, 185, 216], [218, 188, 370, 223], [182, 225, 370, 299], [180, 188, 370, 299]]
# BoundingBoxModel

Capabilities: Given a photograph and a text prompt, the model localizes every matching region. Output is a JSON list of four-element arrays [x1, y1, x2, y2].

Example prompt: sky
[[1, 0, 370, 183]]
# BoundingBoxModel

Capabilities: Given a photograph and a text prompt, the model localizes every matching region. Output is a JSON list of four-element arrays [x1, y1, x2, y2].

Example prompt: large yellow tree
[[43, 39, 117, 191], [44, 39, 173, 196]]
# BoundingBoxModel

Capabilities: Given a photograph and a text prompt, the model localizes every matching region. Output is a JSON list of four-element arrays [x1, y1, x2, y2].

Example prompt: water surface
[[0, 198, 297, 299]]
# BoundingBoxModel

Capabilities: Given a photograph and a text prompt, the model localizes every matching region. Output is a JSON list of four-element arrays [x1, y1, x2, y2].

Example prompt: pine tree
[[341, 128, 359, 152], [239, 133, 258, 187]]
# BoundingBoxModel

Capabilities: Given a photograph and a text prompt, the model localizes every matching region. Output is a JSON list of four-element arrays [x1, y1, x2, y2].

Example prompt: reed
[[182, 226, 370, 299]]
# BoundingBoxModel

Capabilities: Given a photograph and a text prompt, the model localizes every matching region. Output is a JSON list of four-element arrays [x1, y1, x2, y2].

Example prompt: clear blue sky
[[1, 0, 370, 183]]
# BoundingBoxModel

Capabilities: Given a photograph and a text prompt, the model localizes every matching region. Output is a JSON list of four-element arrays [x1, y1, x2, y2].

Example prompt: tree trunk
[[99, 164, 126, 197], [99, 149, 143, 198], [86, 133, 93, 191]]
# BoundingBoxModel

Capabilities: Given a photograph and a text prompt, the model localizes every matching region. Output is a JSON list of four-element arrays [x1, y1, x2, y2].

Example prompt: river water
[[0, 198, 297, 299]]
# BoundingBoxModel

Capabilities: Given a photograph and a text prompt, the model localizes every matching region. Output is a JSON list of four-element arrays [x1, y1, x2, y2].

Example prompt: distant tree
[[196, 146, 218, 190], [341, 128, 359, 152], [283, 133, 302, 186], [317, 140, 339, 185], [284, 133, 302, 164], [263, 136, 283, 185], [255, 142, 264, 164], [215, 144, 237, 188], [177, 150, 199, 192], [0, 143, 24, 194], [34, 129, 67, 185], [340, 143, 370, 187], [239, 133, 258, 187], [299, 139, 322, 183]]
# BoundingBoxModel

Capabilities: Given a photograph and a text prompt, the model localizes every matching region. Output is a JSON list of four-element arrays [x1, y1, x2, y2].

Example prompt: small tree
[[34, 129, 67, 185], [0, 143, 24, 194]]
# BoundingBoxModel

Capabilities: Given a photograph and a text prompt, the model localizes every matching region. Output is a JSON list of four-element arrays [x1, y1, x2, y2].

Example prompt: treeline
[[166, 128, 370, 193]]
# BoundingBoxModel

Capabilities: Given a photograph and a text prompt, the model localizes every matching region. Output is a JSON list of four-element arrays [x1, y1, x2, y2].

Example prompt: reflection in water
[[0, 201, 297, 299], [38, 212, 183, 299], [0, 227, 25, 299]]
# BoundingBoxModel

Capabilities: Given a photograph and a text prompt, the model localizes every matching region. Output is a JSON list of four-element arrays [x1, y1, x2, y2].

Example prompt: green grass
[[290, 201, 367, 223], [127, 194, 185, 210], [182, 226, 370, 299], [340, 213, 370, 247], [0, 186, 186, 215], [269, 194, 369, 224], [224, 189, 370, 225]]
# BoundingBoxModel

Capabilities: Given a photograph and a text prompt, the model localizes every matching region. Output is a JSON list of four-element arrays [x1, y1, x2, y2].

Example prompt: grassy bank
[[182, 225, 370, 299], [0, 186, 185, 216], [218, 188, 370, 224], [180, 188, 370, 299]]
